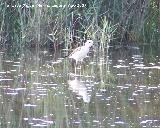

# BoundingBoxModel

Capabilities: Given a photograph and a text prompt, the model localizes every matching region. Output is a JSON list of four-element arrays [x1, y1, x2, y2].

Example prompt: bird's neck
[[84, 45, 90, 48]]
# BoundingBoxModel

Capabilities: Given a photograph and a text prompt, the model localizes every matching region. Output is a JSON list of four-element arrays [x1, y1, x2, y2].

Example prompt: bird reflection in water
[[68, 78, 90, 103]]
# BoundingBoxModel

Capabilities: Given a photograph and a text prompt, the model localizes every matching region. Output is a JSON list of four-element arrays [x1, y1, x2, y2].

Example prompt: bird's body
[[68, 40, 93, 64]]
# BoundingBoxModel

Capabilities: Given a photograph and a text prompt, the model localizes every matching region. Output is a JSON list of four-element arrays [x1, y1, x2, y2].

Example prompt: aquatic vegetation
[[0, 0, 158, 51]]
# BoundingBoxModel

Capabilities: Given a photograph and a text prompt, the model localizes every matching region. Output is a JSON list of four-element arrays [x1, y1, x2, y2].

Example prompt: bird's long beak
[[92, 47, 96, 52], [92, 42, 99, 52], [90, 45, 96, 52]]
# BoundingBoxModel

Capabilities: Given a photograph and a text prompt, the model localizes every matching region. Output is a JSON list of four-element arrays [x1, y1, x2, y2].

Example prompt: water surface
[[0, 44, 160, 128]]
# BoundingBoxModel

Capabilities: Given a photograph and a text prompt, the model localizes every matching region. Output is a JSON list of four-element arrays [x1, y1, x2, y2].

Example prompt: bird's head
[[85, 40, 93, 47]]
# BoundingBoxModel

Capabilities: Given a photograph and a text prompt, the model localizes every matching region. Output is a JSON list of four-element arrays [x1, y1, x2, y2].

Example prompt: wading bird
[[68, 40, 93, 65]]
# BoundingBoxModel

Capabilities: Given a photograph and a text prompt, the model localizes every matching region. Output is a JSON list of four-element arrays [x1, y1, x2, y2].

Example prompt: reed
[[0, 0, 158, 51]]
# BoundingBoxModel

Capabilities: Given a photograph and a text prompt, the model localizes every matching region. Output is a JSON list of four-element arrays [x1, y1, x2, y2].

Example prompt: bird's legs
[[74, 60, 77, 75]]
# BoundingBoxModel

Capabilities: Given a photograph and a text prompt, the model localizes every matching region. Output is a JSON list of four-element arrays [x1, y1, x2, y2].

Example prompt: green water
[[0, 44, 159, 128]]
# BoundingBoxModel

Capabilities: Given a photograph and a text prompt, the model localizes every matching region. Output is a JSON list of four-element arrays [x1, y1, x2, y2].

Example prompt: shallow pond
[[0, 44, 160, 128]]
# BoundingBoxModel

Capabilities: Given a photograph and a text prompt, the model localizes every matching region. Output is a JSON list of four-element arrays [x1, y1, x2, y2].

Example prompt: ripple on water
[[24, 117, 54, 127], [114, 121, 126, 124], [0, 79, 13, 81], [6, 92, 18, 95], [113, 65, 129, 68], [135, 66, 160, 69], [24, 104, 37, 107], [140, 118, 160, 127]]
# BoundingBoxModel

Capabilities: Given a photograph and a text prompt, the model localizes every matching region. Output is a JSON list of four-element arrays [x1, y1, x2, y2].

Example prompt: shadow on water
[[0, 42, 160, 128]]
